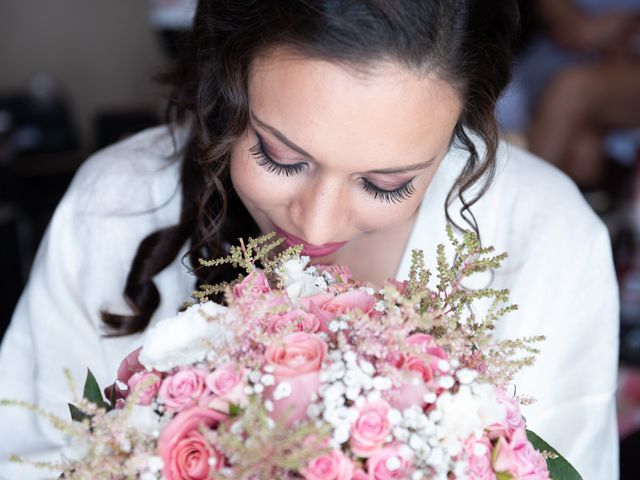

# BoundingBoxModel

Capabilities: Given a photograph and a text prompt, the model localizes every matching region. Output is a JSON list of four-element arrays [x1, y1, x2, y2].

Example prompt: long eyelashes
[[249, 140, 305, 177], [249, 138, 416, 204], [360, 178, 416, 204]]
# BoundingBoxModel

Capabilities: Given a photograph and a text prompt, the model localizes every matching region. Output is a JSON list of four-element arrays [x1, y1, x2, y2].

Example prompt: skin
[[230, 50, 462, 286]]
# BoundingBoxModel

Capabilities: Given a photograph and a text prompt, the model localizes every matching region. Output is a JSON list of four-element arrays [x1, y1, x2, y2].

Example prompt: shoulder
[[43, 125, 188, 307], [32, 125, 192, 326], [493, 142, 584, 212], [66, 124, 186, 216], [406, 136, 609, 279], [481, 140, 606, 242], [438, 136, 613, 287]]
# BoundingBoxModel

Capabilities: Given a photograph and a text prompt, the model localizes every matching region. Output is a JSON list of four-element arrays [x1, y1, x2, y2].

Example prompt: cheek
[[229, 138, 289, 210], [354, 179, 431, 233], [355, 200, 419, 232]]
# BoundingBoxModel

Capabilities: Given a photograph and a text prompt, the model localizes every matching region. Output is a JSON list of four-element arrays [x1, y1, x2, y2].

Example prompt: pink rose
[[206, 364, 245, 398], [405, 334, 449, 369], [465, 435, 496, 480], [385, 354, 435, 411], [487, 389, 525, 441], [365, 445, 412, 479], [493, 428, 550, 480], [385, 334, 447, 410], [127, 371, 162, 406], [269, 373, 322, 426], [384, 378, 431, 412], [158, 407, 227, 480], [391, 334, 449, 380], [159, 368, 207, 412], [350, 400, 392, 457], [232, 271, 271, 299], [204, 363, 247, 413], [403, 355, 435, 382], [301, 449, 355, 480], [265, 309, 322, 334], [264, 332, 328, 425], [264, 332, 328, 377], [352, 470, 369, 480], [301, 290, 376, 329]]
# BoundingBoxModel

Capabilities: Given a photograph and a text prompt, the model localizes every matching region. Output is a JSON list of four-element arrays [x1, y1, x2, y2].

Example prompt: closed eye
[[360, 177, 416, 203], [250, 134, 416, 203], [250, 138, 306, 176]]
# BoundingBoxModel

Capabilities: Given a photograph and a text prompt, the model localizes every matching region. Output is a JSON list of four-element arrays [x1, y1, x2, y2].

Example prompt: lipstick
[[274, 226, 347, 257]]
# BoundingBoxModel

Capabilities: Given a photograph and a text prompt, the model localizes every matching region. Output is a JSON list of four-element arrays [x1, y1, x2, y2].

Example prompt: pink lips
[[274, 226, 347, 257]]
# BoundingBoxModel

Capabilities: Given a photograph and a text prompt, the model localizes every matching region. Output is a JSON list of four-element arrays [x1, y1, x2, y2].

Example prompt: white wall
[[0, 0, 168, 150]]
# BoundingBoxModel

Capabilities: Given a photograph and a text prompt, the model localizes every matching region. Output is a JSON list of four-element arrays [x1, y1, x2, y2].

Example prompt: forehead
[[247, 50, 463, 170]]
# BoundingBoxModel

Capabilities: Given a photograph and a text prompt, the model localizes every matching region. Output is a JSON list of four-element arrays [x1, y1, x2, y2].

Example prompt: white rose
[[285, 273, 327, 301], [276, 256, 328, 301], [139, 301, 234, 372], [473, 383, 506, 427], [436, 384, 505, 448], [276, 256, 311, 286]]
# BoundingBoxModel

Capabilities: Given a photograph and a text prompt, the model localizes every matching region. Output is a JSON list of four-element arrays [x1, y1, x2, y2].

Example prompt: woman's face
[[230, 50, 462, 262]]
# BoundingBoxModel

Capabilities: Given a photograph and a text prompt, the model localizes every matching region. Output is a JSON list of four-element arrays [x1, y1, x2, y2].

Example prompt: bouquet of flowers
[[3, 230, 582, 479]]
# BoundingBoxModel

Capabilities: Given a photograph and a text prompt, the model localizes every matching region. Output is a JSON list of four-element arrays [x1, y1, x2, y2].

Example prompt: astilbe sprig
[[0, 371, 162, 479], [382, 225, 544, 386], [56, 374, 162, 480], [482, 335, 546, 387], [212, 397, 332, 480], [194, 233, 303, 301]]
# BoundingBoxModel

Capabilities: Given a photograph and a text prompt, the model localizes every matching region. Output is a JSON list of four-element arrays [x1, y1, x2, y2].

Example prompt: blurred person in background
[[499, 0, 640, 189], [498, 2, 640, 478]]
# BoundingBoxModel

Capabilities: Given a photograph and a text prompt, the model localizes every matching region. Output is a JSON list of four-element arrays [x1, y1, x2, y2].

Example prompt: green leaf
[[228, 403, 242, 417], [82, 369, 109, 409], [68, 403, 90, 423], [496, 473, 512, 480], [526, 429, 583, 480]]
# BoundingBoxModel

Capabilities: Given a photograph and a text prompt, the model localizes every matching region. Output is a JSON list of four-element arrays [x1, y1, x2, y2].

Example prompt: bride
[[0, 1, 618, 478]]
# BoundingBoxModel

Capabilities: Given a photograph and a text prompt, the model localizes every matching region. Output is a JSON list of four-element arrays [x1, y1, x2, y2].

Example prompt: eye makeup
[[249, 135, 306, 177], [360, 177, 416, 203], [249, 131, 417, 203]]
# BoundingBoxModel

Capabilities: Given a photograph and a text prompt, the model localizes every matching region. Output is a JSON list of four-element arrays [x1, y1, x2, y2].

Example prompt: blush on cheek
[[230, 136, 264, 194], [355, 196, 423, 234], [229, 138, 291, 233]]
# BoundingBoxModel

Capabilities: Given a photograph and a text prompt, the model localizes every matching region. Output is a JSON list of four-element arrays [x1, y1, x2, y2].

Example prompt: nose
[[290, 176, 348, 246]]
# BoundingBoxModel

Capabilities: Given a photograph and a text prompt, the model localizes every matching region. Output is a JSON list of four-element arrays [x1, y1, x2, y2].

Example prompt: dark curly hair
[[102, 0, 520, 335]]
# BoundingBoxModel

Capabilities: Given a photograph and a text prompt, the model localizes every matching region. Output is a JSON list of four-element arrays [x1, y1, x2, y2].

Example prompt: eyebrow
[[251, 112, 436, 174]]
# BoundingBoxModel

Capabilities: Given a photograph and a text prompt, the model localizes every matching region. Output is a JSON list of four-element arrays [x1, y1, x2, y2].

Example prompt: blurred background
[[0, 0, 639, 476]]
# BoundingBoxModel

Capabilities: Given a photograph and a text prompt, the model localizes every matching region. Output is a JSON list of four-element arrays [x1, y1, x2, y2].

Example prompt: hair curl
[[102, 0, 520, 335]]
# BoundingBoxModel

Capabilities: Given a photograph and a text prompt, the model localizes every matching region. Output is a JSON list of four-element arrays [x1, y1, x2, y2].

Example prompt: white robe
[[0, 125, 619, 479]]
